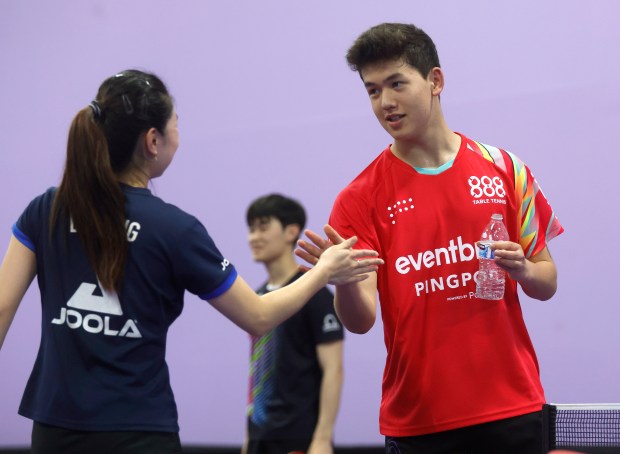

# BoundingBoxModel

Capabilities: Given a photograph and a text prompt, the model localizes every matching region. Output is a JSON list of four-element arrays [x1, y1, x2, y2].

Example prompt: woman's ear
[[143, 127, 159, 160]]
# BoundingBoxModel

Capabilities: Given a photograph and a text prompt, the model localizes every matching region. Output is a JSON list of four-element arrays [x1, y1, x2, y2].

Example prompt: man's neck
[[264, 253, 300, 288], [391, 125, 461, 169]]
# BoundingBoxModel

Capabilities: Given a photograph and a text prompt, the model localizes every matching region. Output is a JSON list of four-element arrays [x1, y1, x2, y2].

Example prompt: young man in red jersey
[[297, 23, 564, 453]]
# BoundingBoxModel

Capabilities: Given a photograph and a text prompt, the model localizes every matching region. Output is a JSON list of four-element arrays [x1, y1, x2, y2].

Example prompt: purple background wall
[[1, 0, 619, 447]]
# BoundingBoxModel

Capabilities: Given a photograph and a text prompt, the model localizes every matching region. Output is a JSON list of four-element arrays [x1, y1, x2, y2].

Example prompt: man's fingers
[[295, 246, 320, 265], [493, 249, 525, 262], [352, 248, 380, 258], [356, 257, 384, 267], [491, 241, 520, 252], [355, 264, 380, 275], [338, 235, 358, 249], [324, 224, 345, 245], [304, 229, 330, 249], [495, 256, 524, 270], [297, 239, 323, 256]]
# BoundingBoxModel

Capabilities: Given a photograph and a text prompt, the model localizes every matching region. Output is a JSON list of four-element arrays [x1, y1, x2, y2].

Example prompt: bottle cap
[[491, 213, 503, 220]]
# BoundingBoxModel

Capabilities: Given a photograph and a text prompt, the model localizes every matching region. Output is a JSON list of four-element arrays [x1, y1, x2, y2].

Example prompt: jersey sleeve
[[171, 218, 237, 300], [507, 151, 564, 258], [329, 185, 380, 253], [306, 286, 344, 344], [13, 222, 34, 252], [14, 187, 56, 252]]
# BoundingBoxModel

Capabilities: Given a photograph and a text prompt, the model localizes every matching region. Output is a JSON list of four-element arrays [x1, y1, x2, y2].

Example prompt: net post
[[542, 403, 557, 452]]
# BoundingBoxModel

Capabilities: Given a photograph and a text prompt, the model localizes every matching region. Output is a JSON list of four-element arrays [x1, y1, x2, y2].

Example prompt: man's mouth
[[386, 114, 404, 123]]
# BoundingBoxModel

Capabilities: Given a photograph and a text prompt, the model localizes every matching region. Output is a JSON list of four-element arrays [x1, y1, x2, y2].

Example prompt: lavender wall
[[1, 0, 619, 447]]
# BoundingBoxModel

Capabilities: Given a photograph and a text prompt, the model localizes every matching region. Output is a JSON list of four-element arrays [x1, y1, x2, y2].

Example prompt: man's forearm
[[334, 273, 377, 334], [518, 258, 558, 301], [312, 358, 343, 443]]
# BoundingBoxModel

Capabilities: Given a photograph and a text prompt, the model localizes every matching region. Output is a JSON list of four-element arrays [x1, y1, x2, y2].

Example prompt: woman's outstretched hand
[[296, 225, 383, 285]]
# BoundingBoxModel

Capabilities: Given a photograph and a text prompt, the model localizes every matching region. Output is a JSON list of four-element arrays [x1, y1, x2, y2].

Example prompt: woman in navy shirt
[[0, 69, 382, 454]]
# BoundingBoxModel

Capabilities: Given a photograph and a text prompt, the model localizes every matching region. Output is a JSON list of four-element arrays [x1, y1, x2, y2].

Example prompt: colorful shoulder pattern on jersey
[[465, 138, 563, 257]]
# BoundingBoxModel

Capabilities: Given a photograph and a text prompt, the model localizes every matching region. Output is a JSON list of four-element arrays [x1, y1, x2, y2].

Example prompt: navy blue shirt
[[13, 185, 237, 432]]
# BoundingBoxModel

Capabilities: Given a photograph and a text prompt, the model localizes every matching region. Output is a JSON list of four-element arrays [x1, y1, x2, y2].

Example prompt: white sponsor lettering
[[468, 176, 506, 198], [54, 280, 142, 338], [51, 307, 142, 338], [472, 198, 506, 205], [413, 272, 477, 297], [125, 220, 141, 242], [395, 236, 475, 275], [70, 218, 142, 242], [446, 292, 477, 301]]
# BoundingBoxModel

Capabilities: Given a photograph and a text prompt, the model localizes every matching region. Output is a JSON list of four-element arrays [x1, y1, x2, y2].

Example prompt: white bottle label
[[476, 241, 495, 259]]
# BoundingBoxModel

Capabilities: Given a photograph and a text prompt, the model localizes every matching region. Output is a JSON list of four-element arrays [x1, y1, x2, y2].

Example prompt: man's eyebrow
[[364, 73, 403, 87]]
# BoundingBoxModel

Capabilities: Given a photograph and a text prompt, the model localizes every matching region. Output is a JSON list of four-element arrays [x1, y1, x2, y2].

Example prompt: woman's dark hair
[[50, 69, 174, 292], [346, 23, 440, 78]]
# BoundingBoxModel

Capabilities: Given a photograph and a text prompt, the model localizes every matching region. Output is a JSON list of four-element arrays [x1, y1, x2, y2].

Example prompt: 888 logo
[[468, 176, 506, 198]]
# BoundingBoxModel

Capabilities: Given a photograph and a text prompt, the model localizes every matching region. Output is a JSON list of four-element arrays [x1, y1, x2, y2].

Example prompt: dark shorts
[[31, 421, 182, 454], [246, 438, 311, 454], [385, 411, 543, 454]]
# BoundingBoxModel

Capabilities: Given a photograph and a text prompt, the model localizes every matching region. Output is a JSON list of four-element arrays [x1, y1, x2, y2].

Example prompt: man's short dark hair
[[246, 194, 307, 232], [346, 23, 440, 77]]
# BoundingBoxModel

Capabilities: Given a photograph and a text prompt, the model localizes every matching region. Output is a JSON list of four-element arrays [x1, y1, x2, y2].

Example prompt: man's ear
[[284, 224, 301, 244], [429, 67, 445, 96]]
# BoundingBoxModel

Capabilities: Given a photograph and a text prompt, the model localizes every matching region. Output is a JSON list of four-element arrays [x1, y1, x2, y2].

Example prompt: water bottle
[[475, 213, 509, 300]]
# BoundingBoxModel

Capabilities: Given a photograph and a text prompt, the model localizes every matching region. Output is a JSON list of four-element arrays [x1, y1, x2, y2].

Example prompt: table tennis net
[[543, 403, 620, 453]]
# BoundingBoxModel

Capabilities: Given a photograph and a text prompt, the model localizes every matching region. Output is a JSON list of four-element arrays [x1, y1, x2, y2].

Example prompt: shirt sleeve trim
[[12, 223, 35, 252], [199, 268, 238, 300]]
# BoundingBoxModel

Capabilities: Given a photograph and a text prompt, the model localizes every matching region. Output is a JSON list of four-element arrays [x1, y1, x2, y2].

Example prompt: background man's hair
[[246, 193, 306, 232]]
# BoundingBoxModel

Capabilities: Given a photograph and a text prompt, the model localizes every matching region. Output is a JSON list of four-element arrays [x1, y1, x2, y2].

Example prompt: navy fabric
[[14, 185, 237, 432]]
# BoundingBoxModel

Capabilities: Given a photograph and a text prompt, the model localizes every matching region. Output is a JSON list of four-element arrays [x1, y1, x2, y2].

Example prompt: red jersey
[[329, 133, 563, 436]]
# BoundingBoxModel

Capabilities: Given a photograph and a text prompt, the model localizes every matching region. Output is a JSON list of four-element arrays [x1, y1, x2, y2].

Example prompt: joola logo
[[51, 308, 141, 337], [51, 282, 142, 338]]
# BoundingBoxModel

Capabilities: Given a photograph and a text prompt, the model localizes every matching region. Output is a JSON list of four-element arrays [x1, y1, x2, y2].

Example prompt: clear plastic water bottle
[[475, 213, 509, 300]]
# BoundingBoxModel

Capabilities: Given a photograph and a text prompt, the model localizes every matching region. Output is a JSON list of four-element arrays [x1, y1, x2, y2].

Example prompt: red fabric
[[329, 134, 563, 436]]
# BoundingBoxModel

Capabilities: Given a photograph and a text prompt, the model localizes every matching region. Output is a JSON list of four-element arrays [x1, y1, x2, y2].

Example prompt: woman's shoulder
[[21, 186, 57, 213], [124, 188, 205, 234]]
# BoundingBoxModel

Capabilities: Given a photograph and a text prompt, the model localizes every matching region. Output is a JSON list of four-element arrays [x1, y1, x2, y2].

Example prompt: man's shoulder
[[458, 133, 528, 178], [337, 147, 391, 199]]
